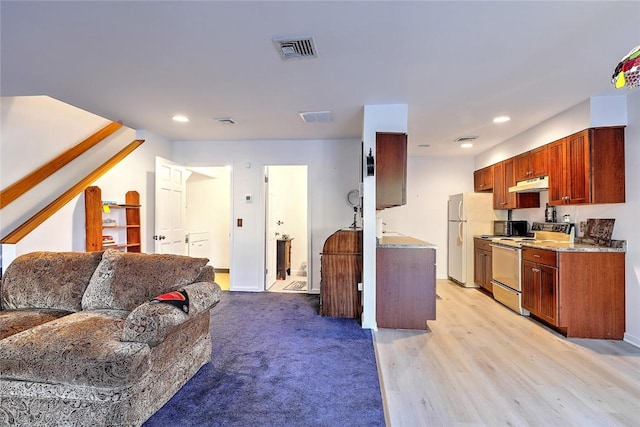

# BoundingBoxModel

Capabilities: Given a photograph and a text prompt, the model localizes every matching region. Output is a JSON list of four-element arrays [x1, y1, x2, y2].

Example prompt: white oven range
[[489, 222, 573, 315], [490, 238, 531, 315]]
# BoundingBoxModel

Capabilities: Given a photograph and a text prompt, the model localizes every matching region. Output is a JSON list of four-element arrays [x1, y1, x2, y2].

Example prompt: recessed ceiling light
[[172, 115, 189, 123], [493, 116, 510, 123], [460, 143, 473, 148]]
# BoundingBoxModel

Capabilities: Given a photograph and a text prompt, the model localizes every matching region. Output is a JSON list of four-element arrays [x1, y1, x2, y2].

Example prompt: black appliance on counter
[[493, 220, 528, 237]]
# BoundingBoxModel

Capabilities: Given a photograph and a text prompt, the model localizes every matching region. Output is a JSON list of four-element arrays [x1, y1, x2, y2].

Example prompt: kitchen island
[[376, 235, 437, 329]]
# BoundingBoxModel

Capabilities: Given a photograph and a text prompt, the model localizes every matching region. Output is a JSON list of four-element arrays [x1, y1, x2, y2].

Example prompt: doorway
[[264, 165, 309, 293], [185, 166, 232, 291]]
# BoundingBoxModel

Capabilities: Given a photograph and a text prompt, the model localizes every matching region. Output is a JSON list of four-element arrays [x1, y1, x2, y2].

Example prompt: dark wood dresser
[[276, 238, 292, 280], [320, 228, 362, 318]]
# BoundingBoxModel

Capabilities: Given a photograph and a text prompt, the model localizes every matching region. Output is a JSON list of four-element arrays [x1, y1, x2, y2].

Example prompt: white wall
[[1, 96, 172, 270], [361, 104, 408, 329], [0, 96, 134, 240], [379, 155, 476, 278], [171, 139, 360, 293], [473, 92, 640, 346]]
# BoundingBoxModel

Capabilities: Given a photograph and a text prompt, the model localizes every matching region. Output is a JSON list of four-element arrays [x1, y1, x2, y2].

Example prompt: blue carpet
[[144, 292, 385, 427]]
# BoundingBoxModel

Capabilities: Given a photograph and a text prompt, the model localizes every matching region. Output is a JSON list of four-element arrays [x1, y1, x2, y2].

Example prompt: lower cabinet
[[522, 257, 558, 326], [376, 246, 436, 329], [473, 238, 493, 293], [521, 246, 624, 339]]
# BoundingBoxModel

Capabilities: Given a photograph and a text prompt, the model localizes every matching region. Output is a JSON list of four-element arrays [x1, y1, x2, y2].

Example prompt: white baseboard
[[624, 332, 640, 348]]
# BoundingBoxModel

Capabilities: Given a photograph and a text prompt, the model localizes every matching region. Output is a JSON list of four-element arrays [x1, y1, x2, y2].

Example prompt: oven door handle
[[490, 244, 519, 252]]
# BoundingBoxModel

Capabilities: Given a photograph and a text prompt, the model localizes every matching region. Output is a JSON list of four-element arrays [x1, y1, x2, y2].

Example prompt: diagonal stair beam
[[0, 121, 123, 209], [0, 139, 144, 244]]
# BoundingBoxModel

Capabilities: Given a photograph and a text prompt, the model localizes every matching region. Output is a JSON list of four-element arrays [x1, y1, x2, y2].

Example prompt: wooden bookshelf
[[85, 186, 141, 252]]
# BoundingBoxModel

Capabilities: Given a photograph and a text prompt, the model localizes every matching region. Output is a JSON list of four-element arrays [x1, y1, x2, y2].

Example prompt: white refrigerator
[[447, 193, 504, 287]]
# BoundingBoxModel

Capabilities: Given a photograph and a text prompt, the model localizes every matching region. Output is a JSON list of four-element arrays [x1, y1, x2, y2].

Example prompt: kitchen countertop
[[474, 234, 626, 252], [521, 239, 626, 253], [377, 235, 437, 249]]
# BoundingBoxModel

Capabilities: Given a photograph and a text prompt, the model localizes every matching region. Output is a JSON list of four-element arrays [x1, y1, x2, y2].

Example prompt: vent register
[[273, 36, 328, 123], [273, 36, 317, 60]]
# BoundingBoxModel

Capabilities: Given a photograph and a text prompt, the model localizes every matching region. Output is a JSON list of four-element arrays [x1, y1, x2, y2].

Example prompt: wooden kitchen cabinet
[[493, 159, 539, 210], [548, 127, 625, 206], [473, 165, 494, 192], [376, 245, 436, 329], [473, 238, 493, 293], [514, 145, 548, 182], [521, 248, 558, 326], [376, 132, 407, 209], [521, 246, 625, 339]]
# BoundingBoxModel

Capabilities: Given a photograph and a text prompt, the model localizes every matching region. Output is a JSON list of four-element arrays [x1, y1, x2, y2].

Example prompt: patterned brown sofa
[[0, 249, 222, 426]]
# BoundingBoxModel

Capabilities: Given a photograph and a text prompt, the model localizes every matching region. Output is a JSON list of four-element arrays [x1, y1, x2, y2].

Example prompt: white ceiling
[[1, 1, 638, 157]]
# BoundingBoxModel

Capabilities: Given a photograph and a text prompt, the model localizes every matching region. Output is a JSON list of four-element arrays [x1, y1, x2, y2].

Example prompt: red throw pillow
[[152, 290, 189, 314]]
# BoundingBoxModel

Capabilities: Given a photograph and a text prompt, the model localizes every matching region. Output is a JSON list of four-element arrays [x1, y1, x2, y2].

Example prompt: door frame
[[263, 164, 311, 292]]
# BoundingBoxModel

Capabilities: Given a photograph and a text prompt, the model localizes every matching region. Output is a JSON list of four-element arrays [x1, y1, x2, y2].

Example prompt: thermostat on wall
[[245, 194, 253, 203]]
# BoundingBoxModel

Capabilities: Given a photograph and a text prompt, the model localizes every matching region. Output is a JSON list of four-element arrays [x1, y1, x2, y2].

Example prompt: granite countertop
[[521, 239, 626, 253], [377, 235, 437, 249]]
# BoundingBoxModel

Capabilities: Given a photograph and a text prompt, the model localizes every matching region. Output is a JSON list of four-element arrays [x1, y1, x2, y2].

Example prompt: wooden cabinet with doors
[[514, 145, 549, 182], [521, 246, 625, 339], [548, 127, 625, 206], [473, 238, 493, 293], [521, 247, 558, 326], [376, 132, 407, 209], [493, 159, 540, 210], [473, 165, 494, 192], [85, 186, 141, 252]]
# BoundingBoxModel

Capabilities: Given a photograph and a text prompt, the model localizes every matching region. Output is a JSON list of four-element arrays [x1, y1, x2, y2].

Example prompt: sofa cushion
[[82, 249, 208, 311], [0, 251, 104, 312], [121, 281, 221, 346], [0, 308, 73, 340], [0, 310, 150, 388]]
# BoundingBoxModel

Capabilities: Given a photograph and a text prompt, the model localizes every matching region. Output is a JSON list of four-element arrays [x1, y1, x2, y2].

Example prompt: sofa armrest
[[121, 281, 221, 346]]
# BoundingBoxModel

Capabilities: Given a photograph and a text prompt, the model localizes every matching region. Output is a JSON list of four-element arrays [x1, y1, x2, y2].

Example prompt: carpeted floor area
[[144, 292, 384, 426]]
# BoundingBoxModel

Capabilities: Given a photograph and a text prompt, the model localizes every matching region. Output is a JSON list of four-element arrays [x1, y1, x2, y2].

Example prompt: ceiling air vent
[[273, 36, 317, 60], [454, 136, 478, 142], [213, 117, 237, 125], [299, 110, 332, 123]]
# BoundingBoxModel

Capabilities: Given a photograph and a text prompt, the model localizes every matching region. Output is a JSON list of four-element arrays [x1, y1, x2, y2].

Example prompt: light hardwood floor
[[374, 279, 640, 426]]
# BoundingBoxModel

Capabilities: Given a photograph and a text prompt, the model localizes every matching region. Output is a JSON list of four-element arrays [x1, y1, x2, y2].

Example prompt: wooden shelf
[[85, 186, 141, 252]]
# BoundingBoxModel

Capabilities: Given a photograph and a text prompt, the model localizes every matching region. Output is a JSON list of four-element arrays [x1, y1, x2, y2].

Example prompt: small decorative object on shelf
[[85, 186, 141, 252]]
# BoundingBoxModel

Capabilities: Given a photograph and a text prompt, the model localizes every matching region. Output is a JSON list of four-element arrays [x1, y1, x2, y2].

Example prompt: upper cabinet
[[548, 127, 625, 206], [514, 145, 548, 182], [376, 132, 407, 209], [493, 159, 540, 210], [473, 165, 494, 192]]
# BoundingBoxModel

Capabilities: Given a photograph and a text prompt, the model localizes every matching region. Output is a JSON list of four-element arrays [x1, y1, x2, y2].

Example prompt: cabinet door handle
[[531, 268, 541, 273], [533, 254, 541, 258]]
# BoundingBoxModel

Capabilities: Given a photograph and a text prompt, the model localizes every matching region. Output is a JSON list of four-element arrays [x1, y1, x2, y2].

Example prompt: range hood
[[508, 176, 548, 193]]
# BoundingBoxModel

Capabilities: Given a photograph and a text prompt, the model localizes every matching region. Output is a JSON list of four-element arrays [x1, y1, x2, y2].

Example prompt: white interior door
[[264, 167, 277, 288], [155, 156, 187, 255]]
